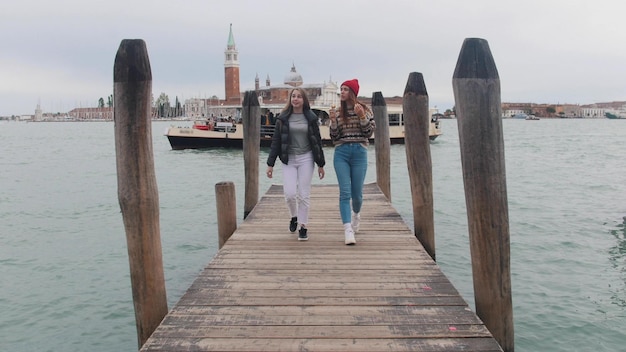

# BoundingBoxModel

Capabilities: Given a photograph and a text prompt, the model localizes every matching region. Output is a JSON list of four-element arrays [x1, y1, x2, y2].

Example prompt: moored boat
[[165, 105, 442, 150]]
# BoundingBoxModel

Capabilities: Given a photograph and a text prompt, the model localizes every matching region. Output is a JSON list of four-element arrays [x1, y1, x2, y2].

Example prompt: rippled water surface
[[1, 119, 624, 351]]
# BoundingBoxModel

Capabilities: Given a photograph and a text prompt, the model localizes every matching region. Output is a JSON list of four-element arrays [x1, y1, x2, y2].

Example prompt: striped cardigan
[[329, 108, 375, 146]]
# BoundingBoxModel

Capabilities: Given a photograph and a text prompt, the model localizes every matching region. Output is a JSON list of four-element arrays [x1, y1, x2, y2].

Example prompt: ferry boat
[[165, 105, 442, 150]]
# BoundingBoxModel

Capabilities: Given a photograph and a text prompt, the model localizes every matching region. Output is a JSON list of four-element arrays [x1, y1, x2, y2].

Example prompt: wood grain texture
[[140, 184, 503, 352]]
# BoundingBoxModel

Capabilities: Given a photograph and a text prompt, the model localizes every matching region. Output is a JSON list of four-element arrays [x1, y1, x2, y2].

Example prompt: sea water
[[0, 119, 624, 351]]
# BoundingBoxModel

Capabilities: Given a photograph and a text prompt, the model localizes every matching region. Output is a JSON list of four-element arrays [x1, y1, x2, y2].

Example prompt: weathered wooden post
[[113, 39, 168, 348], [242, 91, 260, 219], [452, 37, 514, 351], [216, 181, 237, 249], [372, 92, 391, 200], [403, 72, 436, 260]]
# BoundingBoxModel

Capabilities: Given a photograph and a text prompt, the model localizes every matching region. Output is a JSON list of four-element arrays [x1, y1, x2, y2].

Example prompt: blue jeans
[[333, 143, 368, 224]]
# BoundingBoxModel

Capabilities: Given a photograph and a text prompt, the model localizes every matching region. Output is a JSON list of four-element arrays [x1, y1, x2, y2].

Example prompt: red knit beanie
[[341, 79, 359, 96]]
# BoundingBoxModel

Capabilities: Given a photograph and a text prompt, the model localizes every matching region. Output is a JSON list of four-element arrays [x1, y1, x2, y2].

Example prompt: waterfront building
[[68, 107, 113, 120], [555, 104, 582, 118], [502, 102, 587, 118], [35, 102, 43, 121], [579, 106, 605, 118], [254, 64, 339, 113], [603, 103, 626, 118], [501, 102, 532, 118], [185, 25, 339, 119], [224, 23, 240, 106]]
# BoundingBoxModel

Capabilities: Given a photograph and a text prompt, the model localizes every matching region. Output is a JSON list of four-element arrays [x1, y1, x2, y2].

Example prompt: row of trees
[[153, 93, 183, 118], [97, 95, 114, 108], [97, 93, 184, 118]]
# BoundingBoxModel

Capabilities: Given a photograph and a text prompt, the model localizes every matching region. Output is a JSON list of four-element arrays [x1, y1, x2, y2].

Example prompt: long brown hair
[[281, 88, 311, 115], [340, 88, 371, 123]]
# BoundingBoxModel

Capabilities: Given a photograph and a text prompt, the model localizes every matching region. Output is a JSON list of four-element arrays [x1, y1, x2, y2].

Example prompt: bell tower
[[224, 23, 240, 105]]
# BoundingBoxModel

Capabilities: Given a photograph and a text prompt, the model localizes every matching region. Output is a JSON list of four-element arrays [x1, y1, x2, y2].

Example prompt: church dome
[[284, 64, 303, 87]]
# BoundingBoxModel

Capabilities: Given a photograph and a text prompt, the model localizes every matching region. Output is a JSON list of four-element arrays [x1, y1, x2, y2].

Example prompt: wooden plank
[[167, 305, 476, 317], [195, 268, 447, 278], [185, 281, 455, 291], [149, 324, 493, 339], [142, 337, 503, 352], [140, 184, 503, 352], [160, 311, 485, 328], [174, 295, 468, 307]]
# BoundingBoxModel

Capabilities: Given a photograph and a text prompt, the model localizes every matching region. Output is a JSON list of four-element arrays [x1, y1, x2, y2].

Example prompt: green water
[[1, 119, 624, 351]]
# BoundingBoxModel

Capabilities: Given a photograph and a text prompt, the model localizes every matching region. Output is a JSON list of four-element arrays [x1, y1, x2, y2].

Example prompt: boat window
[[389, 113, 400, 126]]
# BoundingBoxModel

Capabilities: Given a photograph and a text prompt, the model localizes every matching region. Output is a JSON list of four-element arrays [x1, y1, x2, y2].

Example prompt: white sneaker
[[351, 212, 361, 233], [344, 227, 356, 245]]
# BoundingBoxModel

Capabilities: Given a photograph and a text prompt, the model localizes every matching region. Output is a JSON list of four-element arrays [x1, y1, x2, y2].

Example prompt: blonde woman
[[266, 88, 325, 241]]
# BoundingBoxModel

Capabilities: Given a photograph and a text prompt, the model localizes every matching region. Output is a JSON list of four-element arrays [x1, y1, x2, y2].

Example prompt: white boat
[[525, 114, 540, 120], [165, 105, 442, 150]]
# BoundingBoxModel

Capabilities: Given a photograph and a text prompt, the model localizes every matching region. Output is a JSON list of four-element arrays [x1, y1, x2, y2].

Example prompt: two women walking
[[266, 79, 375, 245]]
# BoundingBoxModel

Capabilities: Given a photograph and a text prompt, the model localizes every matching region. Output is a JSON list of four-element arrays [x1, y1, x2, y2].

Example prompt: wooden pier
[[115, 38, 512, 351], [139, 183, 503, 351]]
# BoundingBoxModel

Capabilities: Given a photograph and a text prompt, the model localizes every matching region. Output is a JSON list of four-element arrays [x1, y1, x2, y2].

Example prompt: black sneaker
[[289, 217, 298, 233], [298, 227, 308, 241]]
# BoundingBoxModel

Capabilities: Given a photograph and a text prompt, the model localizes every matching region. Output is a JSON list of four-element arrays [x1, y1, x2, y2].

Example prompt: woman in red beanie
[[329, 79, 375, 245]]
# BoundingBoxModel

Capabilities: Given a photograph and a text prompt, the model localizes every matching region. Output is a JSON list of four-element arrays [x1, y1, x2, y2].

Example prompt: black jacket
[[266, 109, 325, 167]]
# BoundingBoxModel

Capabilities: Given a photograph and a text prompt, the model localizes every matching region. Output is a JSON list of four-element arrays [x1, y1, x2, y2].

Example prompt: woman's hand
[[318, 166, 325, 180], [354, 104, 366, 119], [266, 166, 273, 178], [329, 105, 336, 123]]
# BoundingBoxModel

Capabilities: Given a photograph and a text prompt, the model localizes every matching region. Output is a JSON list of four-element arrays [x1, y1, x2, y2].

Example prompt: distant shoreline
[[5, 118, 186, 123], [5, 116, 623, 123]]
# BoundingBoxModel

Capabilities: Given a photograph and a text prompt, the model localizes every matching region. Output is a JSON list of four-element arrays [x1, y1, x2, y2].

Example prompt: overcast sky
[[1, 0, 624, 116]]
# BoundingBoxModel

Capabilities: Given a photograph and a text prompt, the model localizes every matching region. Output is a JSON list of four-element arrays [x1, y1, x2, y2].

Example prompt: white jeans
[[282, 151, 314, 226]]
